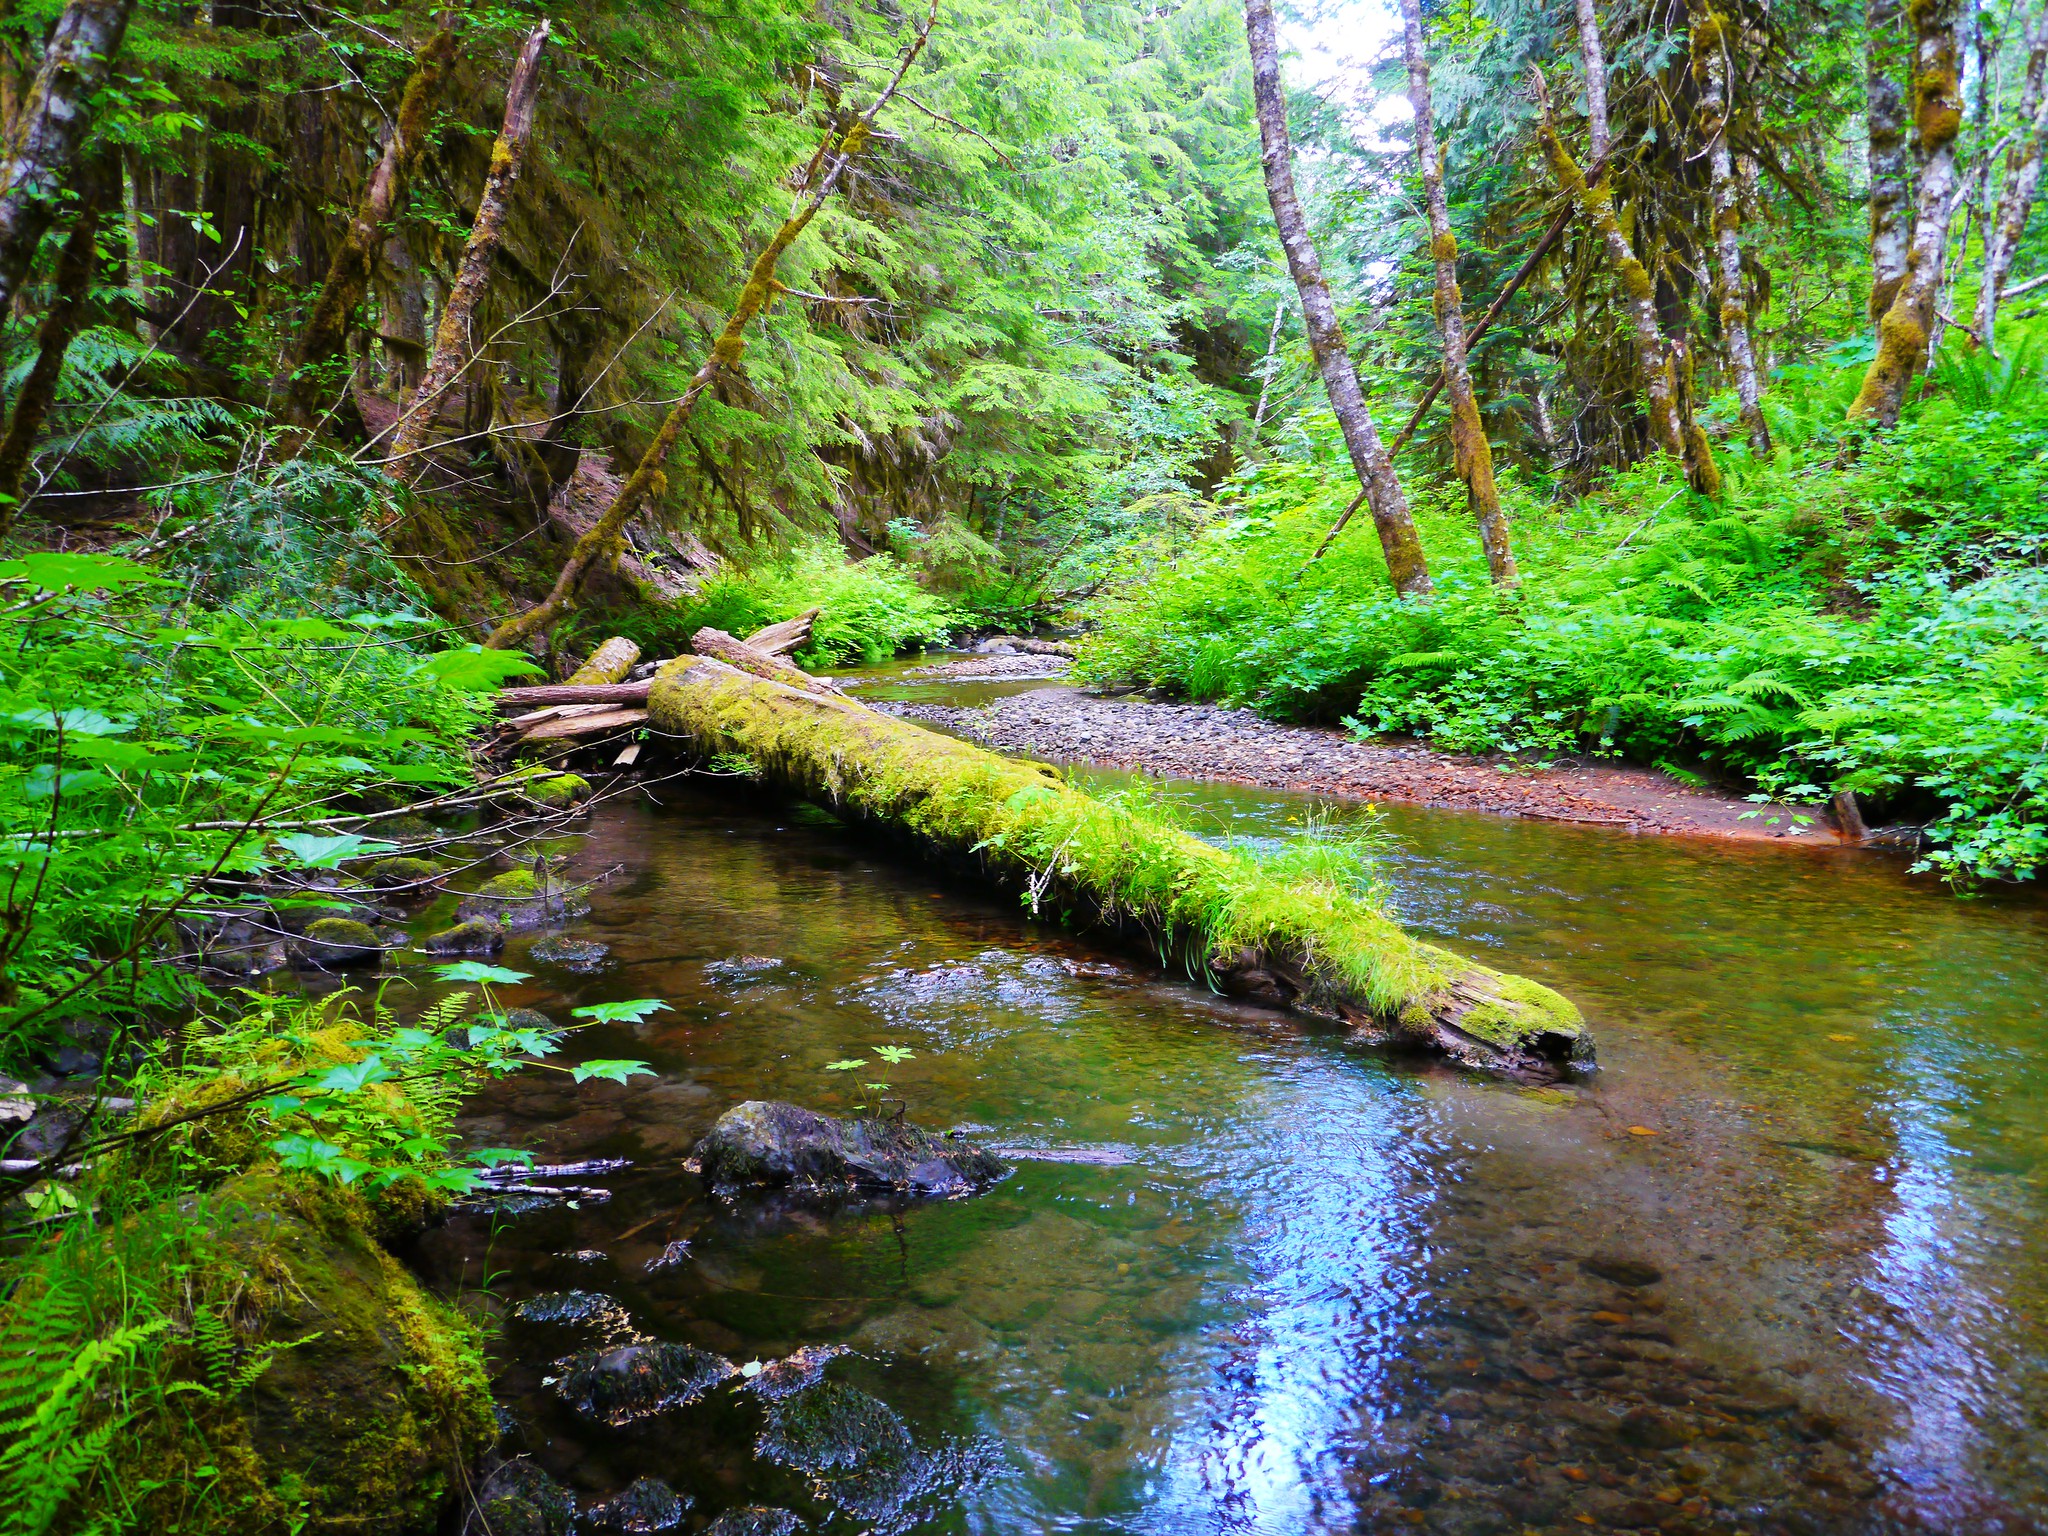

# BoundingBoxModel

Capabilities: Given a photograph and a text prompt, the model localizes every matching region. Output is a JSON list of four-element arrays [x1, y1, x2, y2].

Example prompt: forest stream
[[401, 675, 2048, 1536]]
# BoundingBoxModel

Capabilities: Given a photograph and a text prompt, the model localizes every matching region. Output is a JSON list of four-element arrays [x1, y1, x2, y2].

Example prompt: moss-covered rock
[[190, 1173, 497, 1533], [423, 918, 505, 956], [362, 856, 445, 893], [456, 868, 590, 930], [299, 917, 384, 969], [498, 766, 592, 810]]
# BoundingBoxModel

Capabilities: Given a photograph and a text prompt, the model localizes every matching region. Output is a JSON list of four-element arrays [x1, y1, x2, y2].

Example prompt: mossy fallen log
[[647, 657, 1592, 1075], [567, 635, 641, 685]]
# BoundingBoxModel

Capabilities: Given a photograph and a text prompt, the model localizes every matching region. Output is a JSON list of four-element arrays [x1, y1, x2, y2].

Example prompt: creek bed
[[407, 680, 2048, 1535]]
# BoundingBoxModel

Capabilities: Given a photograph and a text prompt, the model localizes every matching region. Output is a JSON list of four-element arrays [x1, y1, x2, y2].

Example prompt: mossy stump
[[647, 659, 1591, 1075]]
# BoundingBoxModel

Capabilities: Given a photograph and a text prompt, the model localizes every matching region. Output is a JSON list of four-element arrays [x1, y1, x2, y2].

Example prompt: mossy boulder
[[363, 857, 445, 893], [110, 1173, 498, 1535], [498, 767, 591, 810], [423, 918, 505, 956], [457, 869, 590, 930], [299, 917, 384, 969]]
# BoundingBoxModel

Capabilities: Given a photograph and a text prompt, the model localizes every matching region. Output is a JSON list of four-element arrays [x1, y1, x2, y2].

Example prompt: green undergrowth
[[0, 550, 542, 1065], [1077, 335, 2048, 884], [603, 536, 962, 667], [651, 664, 1586, 1060]]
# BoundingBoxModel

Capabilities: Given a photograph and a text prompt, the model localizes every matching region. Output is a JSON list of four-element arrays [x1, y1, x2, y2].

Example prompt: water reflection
[[407, 759, 2048, 1534]]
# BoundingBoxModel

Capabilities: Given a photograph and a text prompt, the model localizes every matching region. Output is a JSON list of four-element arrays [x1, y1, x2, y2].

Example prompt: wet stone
[[1582, 1254, 1665, 1288], [644, 1239, 692, 1273], [471, 1458, 575, 1536], [583, 1476, 691, 1532], [297, 916, 383, 969], [550, 1341, 736, 1426], [694, 1100, 1010, 1200], [756, 1378, 1000, 1531], [703, 1511, 806, 1536], [510, 1290, 632, 1333], [528, 935, 612, 972], [742, 1344, 848, 1401]]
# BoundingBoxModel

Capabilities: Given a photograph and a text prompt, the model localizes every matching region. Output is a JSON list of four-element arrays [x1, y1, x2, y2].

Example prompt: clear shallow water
[[408, 731, 2048, 1535]]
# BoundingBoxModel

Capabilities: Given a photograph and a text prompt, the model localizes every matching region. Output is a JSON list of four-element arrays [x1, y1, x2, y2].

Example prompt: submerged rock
[[756, 1378, 1000, 1529], [362, 856, 444, 893], [703, 1511, 806, 1536], [528, 935, 612, 972], [510, 1290, 632, 1333], [424, 918, 505, 956], [1581, 1254, 1664, 1289], [550, 1340, 736, 1425], [693, 1101, 1009, 1200], [471, 1458, 576, 1536], [583, 1476, 691, 1532]]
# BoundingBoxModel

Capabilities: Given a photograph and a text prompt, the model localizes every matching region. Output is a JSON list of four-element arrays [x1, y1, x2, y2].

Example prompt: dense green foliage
[[1080, 338, 2048, 881]]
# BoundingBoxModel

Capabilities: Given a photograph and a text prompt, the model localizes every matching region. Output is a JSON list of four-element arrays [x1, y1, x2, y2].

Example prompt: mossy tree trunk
[[0, 152, 109, 526], [1976, 5, 2048, 354], [380, 22, 549, 486], [482, 4, 938, 650], [1851, 0, 1964, 426], [0, 0, 134, 321], [1533, 67, 1722, 497], [645, 656, 1592, 1075], [1399, 0, 1516, 586], [1692, 4, 1772, 457], [1867, 0, 1915, 321], [1244, 0, 1432, 596], [291, 25, 459, 411]]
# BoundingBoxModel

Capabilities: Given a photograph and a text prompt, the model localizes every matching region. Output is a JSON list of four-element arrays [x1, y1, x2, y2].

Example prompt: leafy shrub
[[1079, 344, 2048, 883], [679, 537, 960, 667]]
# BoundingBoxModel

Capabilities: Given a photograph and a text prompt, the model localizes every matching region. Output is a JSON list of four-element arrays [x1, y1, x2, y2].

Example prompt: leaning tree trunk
[[483, 3, 938, 650], [1243, 0, 1431, 596], [0, 0, 135, 322], [1691, 3, 1771, 457], [291, 25, 459, 395], [1852, 0, 1965, 425], [1533, 68, 1721, 497], [1573, 0, 1614, 165], [646, 653, 1591, 1076], [380, 22, 548, 487], [0, 155, 108, 526], [1867, 0, 1914, 320], [1977, 5, 2048, 353], [1400, 0, 1516, 585]]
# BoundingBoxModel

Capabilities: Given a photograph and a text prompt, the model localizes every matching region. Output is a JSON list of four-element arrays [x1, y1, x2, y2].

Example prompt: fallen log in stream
[[645, 652, 1592, 1076]]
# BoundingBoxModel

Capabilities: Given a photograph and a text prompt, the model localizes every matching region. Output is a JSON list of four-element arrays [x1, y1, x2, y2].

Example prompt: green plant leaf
[[433, 962, 531, 984], [824, 1058, 867, 1071], [569, 1058, 656, 1084], [568, 999, 671, 1025]]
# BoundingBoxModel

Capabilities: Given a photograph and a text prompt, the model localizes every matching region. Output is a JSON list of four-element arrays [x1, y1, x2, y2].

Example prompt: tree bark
[[1251, 299, 1286, 430], [0, 0, 134, 322], [565, 634, 640, 685], [292, 25, 459, 390], [1573, 0, 1613, 165], [1851, 0, 1965, 425], [0, 155, 106, 525], [483, 4, 939, 650], [1976, 5, 2048, 353], [1867, 0, 1914, 320], [1691, 4, 1772, 457], [1243, 0, 1431, 596], [1400, 0, 1516, 586], [381, 22, 548, 484], [1533, 69, 1721, 496]]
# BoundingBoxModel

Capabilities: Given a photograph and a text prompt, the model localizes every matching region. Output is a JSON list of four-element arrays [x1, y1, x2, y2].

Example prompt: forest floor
[[876, 680, 1849, 844]]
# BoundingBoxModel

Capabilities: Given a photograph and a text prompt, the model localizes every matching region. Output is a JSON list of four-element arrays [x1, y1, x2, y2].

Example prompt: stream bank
[[864, 672, 1860, 845]]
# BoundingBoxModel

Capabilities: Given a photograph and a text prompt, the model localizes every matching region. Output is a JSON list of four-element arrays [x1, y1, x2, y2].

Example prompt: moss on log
[[647, 658, 1592, 1075], [567, 636, 641, 685]]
